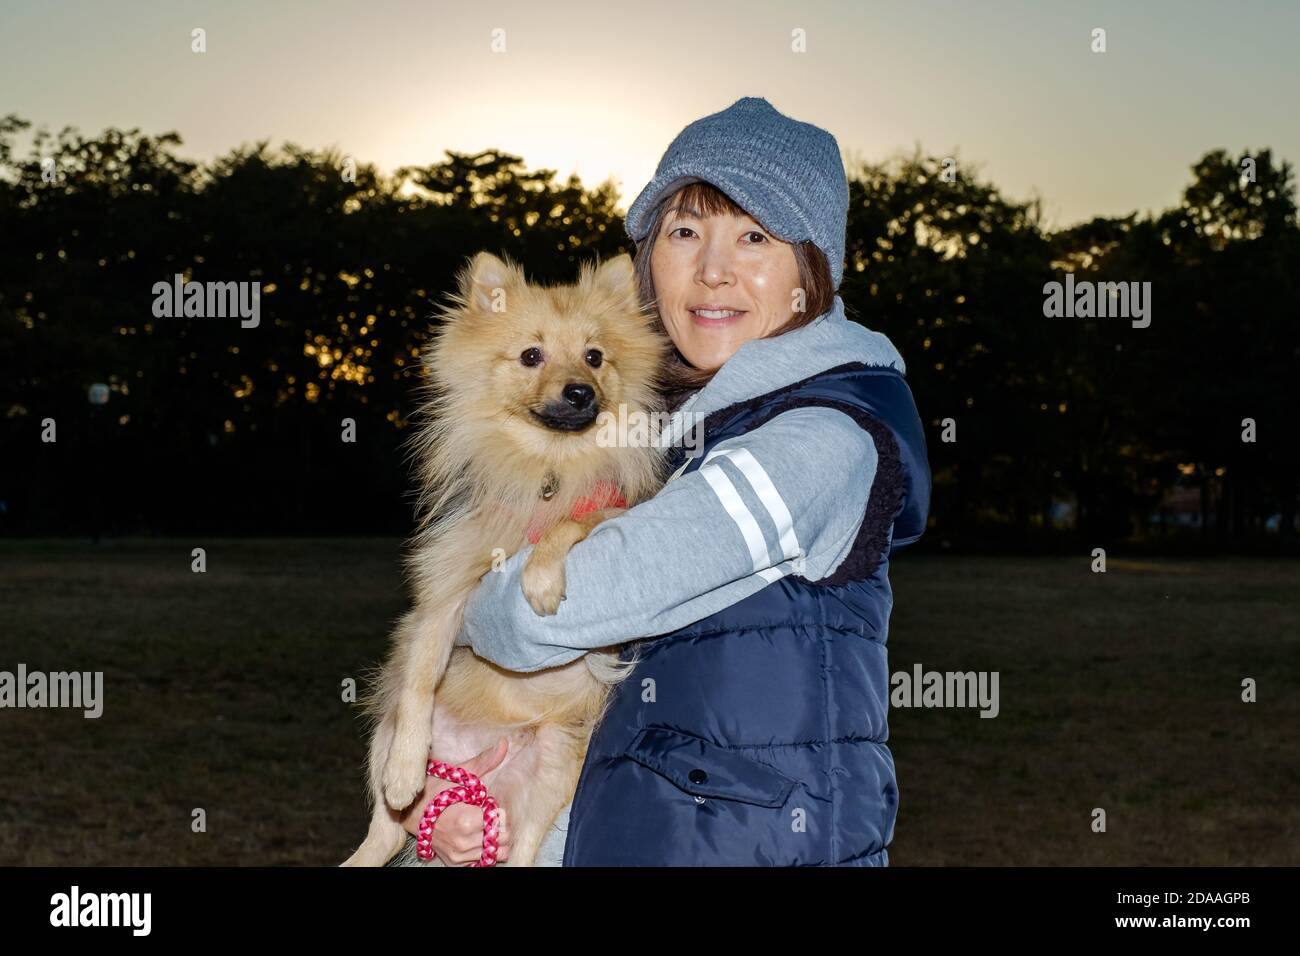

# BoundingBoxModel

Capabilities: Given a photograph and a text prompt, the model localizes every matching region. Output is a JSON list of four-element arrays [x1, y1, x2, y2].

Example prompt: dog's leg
[[479, 723, 590, 867], [381, 600, 467, 811], [341, 706, 408, 866], [341, 806, 407, 867], [521, 506, 626, 616]]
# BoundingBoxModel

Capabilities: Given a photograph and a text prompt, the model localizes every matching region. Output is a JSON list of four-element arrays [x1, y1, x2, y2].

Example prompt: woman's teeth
[[692, 309, 744, 319]]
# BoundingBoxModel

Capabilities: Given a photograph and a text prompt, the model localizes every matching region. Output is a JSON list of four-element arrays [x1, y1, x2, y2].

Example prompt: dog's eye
[[520, 347, 543, 367], [585, 349, 603, 368]]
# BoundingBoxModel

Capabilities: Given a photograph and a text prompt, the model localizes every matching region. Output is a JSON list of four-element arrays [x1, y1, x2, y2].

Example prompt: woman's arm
[[455, 405, 880, 672]]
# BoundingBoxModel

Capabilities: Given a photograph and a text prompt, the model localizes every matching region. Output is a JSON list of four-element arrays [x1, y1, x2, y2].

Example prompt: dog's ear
[[458, 251, 522, 314], [587, 253, 638, 311]]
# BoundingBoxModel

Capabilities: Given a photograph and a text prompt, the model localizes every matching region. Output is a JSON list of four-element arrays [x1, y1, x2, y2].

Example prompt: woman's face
[[650, 200, 802, 372]]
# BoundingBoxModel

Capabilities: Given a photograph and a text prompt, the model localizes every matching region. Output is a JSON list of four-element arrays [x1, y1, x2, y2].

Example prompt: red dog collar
[[524, 479, 628, 544]]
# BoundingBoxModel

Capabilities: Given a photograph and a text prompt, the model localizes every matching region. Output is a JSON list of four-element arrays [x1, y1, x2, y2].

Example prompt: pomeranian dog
[[342, 250, 671, 867]]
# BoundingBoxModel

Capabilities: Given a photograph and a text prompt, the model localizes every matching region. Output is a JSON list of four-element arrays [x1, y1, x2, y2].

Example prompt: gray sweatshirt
[[452, 294, 907, 864]]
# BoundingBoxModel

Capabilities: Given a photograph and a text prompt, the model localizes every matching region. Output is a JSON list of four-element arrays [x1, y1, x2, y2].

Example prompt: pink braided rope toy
[[415, 759, 502, 866]]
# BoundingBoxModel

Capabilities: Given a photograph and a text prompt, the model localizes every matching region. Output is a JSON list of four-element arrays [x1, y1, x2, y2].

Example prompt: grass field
[[0, 538, 1296, 865]]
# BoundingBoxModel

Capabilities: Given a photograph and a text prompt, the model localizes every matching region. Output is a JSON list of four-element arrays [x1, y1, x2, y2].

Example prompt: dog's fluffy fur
[[341, 251, 670, 866]]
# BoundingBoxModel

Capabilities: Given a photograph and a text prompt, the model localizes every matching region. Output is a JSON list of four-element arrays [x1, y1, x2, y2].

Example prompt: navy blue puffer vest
[[561, 361, 931, 866]]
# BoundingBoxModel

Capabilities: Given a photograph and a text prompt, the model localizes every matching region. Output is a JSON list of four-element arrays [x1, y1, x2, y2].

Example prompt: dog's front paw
[[521, 552, 566, 616], [382, 737, 430, 811]]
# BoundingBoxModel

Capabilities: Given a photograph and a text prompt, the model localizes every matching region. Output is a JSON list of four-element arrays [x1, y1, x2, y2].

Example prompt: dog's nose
[[562, 383, 595, 410]]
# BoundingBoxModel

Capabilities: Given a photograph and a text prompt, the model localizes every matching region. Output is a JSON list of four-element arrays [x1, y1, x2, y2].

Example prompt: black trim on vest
[[695, 361, 907, 585]]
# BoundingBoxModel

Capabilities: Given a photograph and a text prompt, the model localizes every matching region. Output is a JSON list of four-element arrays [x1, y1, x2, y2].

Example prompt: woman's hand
[[399, 737, 513, 865]]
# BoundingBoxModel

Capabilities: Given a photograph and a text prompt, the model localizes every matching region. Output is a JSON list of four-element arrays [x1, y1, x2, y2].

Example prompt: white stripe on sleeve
[[698, 459, 770, 572], [703, 446, 804, 564]]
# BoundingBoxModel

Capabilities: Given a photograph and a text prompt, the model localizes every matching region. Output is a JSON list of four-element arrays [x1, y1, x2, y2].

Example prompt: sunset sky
[[2, 0, 1297, 228]]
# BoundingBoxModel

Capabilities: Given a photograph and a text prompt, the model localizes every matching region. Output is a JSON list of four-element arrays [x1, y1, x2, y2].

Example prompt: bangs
[[660, 180, 751, 224]]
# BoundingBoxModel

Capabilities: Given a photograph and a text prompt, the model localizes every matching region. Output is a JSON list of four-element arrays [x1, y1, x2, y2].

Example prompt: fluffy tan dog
[[342, 251, 670, 866]]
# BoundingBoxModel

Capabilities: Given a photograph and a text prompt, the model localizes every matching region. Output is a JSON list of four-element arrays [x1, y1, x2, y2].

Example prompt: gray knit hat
[[625, 96, 850, 289]]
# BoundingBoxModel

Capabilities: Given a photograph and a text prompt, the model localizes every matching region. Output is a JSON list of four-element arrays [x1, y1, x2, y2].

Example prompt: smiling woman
[[457, 96, 932, 867], [631, 179, 838, 404]]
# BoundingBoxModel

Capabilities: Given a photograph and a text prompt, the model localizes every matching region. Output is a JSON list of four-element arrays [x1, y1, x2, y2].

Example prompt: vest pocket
[[622, 726, 797, 808]]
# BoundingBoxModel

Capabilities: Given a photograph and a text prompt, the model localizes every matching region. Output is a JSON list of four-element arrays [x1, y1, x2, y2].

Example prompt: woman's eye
[[520, 347, 543, 366], [585, 348, 603, 368], [744, 230, 768, 243], [669, 226, 697, 239]]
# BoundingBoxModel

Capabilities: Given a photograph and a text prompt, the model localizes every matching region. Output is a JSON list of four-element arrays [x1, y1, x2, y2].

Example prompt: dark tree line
[[1, 115, 1296, 549]]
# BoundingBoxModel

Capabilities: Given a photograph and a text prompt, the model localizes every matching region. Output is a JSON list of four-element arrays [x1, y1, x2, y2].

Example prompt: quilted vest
[[561, 360, 931, 866]]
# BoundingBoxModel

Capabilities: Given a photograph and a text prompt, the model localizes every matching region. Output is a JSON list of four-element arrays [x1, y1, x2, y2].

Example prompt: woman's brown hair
[[630, 180, 838, 411]]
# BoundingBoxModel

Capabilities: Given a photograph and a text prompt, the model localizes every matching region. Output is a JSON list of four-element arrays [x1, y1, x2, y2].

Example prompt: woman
[[403, 96, 930, 866]]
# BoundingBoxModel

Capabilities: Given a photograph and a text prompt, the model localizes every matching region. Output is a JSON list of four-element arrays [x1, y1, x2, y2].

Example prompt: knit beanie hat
[[624, 96, 850, 289]]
